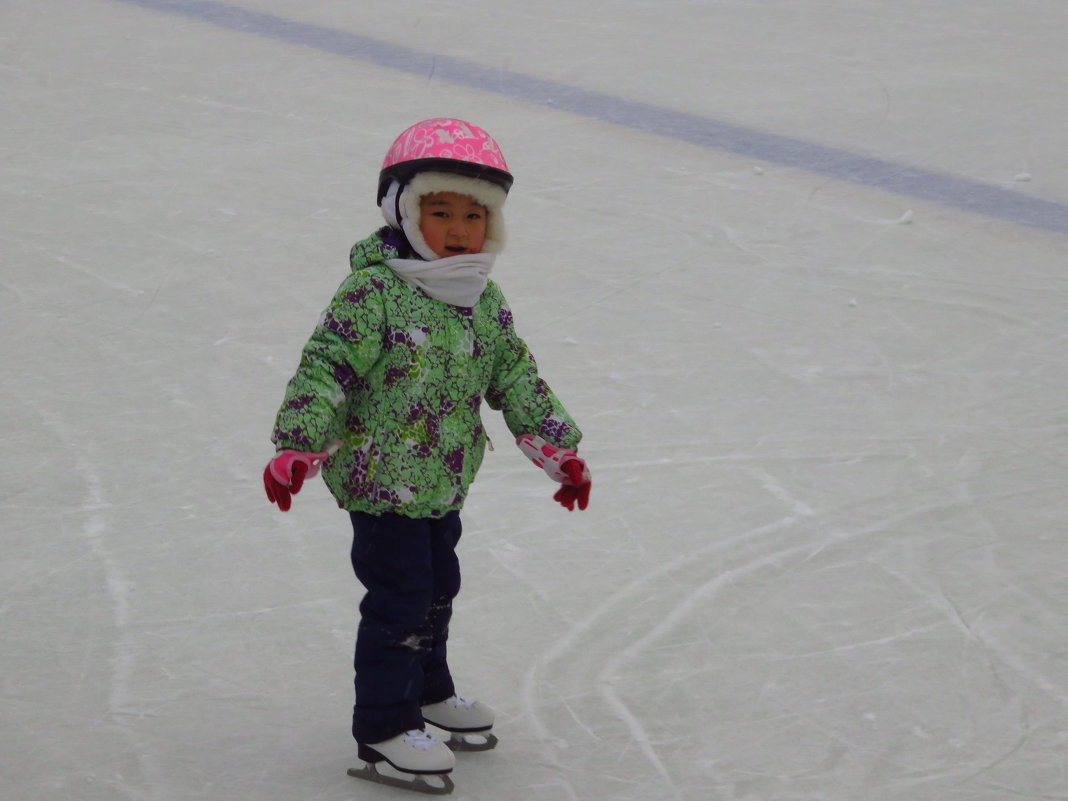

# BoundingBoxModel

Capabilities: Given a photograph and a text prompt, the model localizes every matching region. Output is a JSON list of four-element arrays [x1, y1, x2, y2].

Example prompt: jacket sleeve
[[271, 271, 385, 451], [484, 285, 582, 450]]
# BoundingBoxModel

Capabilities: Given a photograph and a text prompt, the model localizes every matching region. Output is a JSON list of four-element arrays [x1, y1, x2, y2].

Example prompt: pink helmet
[[378, 118, 513, 204]]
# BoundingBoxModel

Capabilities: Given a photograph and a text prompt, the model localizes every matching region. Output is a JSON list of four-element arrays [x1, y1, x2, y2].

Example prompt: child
[[263, 118, 591, 791]]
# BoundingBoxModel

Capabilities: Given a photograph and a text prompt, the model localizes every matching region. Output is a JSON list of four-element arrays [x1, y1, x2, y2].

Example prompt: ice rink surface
[[3, 1, 1067, 799]]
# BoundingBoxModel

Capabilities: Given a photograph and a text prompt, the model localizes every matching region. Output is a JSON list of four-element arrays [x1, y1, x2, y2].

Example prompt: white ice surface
[[3, 1, 1067, 800]]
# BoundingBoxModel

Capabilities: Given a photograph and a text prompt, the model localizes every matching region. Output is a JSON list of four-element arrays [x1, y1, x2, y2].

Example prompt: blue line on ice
[[117, 0, 1068, 236]]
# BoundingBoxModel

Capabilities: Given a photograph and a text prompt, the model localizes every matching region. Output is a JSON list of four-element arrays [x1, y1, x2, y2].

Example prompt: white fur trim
[[381, 171, 507, 261]]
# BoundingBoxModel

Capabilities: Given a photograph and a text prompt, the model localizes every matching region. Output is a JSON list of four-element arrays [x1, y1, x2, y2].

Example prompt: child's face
[[418, 192, 488, 258]]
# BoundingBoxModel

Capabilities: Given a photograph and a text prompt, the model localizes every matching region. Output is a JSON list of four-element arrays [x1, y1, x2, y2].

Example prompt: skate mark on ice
[[520, 514, 801, 732], [745, 467, 818, 518], [594, 530, 834, 798], [523, 481, 1040, 797], [113, 0, 1068, 236], [31, 402, 162, 799], [521, 515, 803, 798], [873, 487, 1068, 714], [589, 488, 1068, 796]]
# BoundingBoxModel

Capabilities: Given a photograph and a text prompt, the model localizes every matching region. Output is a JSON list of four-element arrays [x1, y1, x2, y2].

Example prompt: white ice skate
[[348, 728, 455, 795], [421, 695, 498, 752]]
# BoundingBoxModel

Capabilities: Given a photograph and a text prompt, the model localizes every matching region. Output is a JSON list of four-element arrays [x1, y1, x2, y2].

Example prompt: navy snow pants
[[348, 511, 462, 744]]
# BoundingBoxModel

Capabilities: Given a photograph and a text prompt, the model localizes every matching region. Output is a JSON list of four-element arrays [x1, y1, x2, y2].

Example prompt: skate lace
[[449, 695, 476, 709], [402, 729, 443, 751]]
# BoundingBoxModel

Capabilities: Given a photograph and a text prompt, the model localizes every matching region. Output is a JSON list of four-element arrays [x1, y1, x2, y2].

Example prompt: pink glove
[[263, 449, 330, 512], [517, 434, 592, 511]]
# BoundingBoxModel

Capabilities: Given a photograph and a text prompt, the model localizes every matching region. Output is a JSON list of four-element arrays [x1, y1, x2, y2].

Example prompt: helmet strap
[[381, 180, 403, 230]]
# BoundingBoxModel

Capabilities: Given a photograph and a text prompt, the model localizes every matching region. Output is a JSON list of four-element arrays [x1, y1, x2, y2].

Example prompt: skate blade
[[348, 762, 454, 795], [445, 731, 498, 752]]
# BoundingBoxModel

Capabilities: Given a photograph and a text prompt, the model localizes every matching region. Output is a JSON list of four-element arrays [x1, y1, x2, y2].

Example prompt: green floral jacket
[[271, 229, 582, 518]]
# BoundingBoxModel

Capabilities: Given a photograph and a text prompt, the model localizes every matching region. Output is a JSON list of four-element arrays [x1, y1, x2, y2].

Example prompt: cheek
[[419, 217, 444, 244], [472, 221, 488, 246]]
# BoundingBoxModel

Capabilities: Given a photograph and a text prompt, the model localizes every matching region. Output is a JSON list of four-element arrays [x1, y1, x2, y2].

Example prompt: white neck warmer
[[385, 252, 495, 308]]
